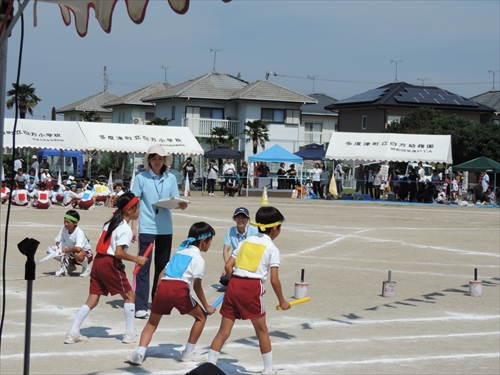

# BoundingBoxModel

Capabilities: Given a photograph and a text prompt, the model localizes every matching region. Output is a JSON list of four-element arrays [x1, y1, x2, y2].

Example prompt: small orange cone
[[261, 186, 269, 205]]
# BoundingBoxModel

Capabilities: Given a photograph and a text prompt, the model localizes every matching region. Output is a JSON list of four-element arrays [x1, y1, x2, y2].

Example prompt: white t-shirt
[[162, 245, 205, 288], [34, 190, 52, 203], [311, 168, 322, 182], [231, 233, 280, 284], [64, 190, 78, 205], [223, 162, 236, 175], [97, 220, 132, 256], [11, 189, 29, 205], [55, 226, 91, 252]]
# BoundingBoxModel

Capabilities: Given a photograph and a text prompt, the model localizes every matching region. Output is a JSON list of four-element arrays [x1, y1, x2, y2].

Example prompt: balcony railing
[[301, 131, 323, 144], [182, 118, 240, 137]]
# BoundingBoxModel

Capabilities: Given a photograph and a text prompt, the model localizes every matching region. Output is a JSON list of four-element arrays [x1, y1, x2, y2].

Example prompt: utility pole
[[489, 70, 498, 90], [308, 75, 319, 93], [210, 49, 222, 72], [103, 66, 108, 92], [161, 66, 170, 83], [417, 78, 430, 86], [390, 60, 404, 82]]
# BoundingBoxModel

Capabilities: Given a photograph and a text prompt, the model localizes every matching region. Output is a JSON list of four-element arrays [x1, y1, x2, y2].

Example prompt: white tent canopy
[[3, 119, 204, 155], [326, 132, 453, 164]]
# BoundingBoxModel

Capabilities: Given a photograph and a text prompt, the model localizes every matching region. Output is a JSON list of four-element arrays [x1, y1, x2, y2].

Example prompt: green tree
[[79, 110, 102, 122], [206, 127, 236, 149], [146, 117, 171, 125], [384, 107, 500, 165], [6, 83, 42, 119], [243, 119, 270, 154]]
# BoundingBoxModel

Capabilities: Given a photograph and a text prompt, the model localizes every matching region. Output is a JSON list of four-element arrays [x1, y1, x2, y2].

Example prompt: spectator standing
[[182, 157, 196, 194], [286, 164, 297, 190], [320, 162, 329, 198], [31, 155, 39, 171], [408, 168, 418, 201], [39, 156, 50, 171], [334, 163, 343, 196], [223, 158, 236, 192], [311, 163, 323, 198], [372, 166, 381, 200], [276, 163, 287, 189], [481, 171, 490, 194], [14, 157, 23, 172], [206, 159, 218, 196], [356, 164, 364, 193], [364, 166, 373, 199], [238, 160, 248, 196]]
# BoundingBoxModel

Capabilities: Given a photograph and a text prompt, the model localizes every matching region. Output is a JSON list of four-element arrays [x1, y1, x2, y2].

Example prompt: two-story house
[[142, 71, 316, 156], [325, 82, 495, 133], [470, 90, 500, 124], [299, 93, 338, 148], [56, 91, 118, 122], [102, 82, 172, 124]]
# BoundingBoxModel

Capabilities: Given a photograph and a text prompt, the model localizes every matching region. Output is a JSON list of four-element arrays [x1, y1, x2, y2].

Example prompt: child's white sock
[[262, 351, 273, 371], [207, 349, 220, 365], [69, 304, 91, 335], [80, 257, 88, 270], [183, 342, 196, 355], [124, 303, 135, 334], [137, 346, 147, 356]]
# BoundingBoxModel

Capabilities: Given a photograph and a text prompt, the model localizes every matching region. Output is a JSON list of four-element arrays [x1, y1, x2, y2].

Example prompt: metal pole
[[24, 280, 33, 375], [0, 35, 7, 176]]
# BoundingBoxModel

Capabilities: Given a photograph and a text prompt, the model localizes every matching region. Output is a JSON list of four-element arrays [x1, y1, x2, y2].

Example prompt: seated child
[[11, 189, 29, 206], [126, 222, 216, 366], [436, 188, 447, 204], [107, 185, 124, 208], [46, 210, 93, 277], [77, 189, 96, 210], [29, 182, 52, 209], [1, 181, 11, 204]]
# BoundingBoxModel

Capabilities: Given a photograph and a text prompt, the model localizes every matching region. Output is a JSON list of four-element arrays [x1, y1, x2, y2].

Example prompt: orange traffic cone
[[261, 186, 269, 205]]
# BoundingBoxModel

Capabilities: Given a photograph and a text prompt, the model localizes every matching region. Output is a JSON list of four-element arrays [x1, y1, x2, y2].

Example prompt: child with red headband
[[64, 192, 147, 345]]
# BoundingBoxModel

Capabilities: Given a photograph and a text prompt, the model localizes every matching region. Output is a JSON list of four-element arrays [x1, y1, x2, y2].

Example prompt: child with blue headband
[[126, 222, 216, 366]]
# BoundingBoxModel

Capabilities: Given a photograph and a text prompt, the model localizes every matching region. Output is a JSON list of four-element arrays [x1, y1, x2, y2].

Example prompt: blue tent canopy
[[37, 149, 84, 177], [294, 143, 326, 160], [248, 144, 303, 164]]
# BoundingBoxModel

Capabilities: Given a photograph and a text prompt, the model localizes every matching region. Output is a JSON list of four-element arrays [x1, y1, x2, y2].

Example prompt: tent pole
[[0, 37, 7, 178]]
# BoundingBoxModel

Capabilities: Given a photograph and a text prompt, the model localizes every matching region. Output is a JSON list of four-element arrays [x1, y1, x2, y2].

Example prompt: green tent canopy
[[452, 156, 500, 173]]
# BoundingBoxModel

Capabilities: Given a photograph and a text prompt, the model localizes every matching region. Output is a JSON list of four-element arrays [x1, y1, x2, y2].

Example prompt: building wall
[[300, 113, 337, 147], [62, 111, 113, 123]]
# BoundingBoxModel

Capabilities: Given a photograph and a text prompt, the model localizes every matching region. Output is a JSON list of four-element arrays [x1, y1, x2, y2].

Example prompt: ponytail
[[104, 192, 137, 242]]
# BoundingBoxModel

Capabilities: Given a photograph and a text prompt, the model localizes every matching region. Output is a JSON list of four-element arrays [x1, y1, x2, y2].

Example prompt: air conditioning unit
[[132, 117, 144, 125]]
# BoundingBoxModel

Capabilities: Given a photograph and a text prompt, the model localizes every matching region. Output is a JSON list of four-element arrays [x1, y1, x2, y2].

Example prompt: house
[[325, 82, 495, 133], [102, 82, 172, 124], [470, 90, 500, 124], [299, 93, 338, 148], [56, 91, 118, 122], [142, 71, 316, 156]]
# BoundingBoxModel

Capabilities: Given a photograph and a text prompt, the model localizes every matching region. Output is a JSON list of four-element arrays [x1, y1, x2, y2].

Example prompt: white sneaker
[[180, 350, 207, 362], [125, 351, 144, 365], [135, 310, 149, 319], [122, 332, 139, 344], [80, 266, 91, 277], [64, 332, 88, 344], [55, 267, 67, 277], [261, 368, 277, 375], [67, 264, 77, 273]]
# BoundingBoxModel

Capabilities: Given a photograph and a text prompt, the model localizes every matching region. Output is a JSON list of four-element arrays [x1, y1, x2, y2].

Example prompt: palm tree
[[79, 110, 102, 122], [206, 127, 236, 149], [146, 116, 171, 125], [243, 119, 270, 154], [6, 83, 42, 119]]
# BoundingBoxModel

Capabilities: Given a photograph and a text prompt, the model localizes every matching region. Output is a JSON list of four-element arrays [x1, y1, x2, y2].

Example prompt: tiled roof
[[102, 82, 172, 107], [231, 80, 317, 104], [301, 93, 338, 115], [470, 90, 500, 111], [325, 82, 495, 113], [56, 91, 118, 113], [143, 72, 248, 101]]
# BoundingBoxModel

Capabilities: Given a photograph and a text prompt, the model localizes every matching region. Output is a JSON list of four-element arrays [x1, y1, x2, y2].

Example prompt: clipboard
[[153, 197, 190, 210]]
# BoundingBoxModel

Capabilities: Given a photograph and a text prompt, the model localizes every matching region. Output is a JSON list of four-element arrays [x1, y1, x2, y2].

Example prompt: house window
[[262, 108, 285, 123], [285, 109, 300, 124], [200, 107, 224, 119], [145, 112, 154, 121], [361, 115, 367, 130], [70, 116, 76, 121], [305, 123, 323, 132], [493, 119, 500, 125], [185, 106, 200, 118], [171, 106, 176, 121]]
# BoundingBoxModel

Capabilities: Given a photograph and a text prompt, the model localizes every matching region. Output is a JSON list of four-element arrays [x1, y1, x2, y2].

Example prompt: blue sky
[[4, 0, 500, 120]]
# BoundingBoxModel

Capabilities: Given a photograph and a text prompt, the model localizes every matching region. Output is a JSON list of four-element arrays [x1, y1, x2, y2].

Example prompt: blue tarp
[[248, 144, 303, 164], [37, 149, 84, 177]]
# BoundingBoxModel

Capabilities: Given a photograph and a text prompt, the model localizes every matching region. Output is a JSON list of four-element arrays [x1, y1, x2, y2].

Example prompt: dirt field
[[1, 193, 499, 374]]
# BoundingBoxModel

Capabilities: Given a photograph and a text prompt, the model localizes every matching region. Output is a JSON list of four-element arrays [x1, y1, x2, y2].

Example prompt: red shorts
[[56, 194, 64, 202], [220, 276, 265, 320], [79, 200, 94, 210], [89, 253, 131, 296], [34, 201, 50, 209], [151, 280, 198, 315], [96, 195, 107, 202]]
